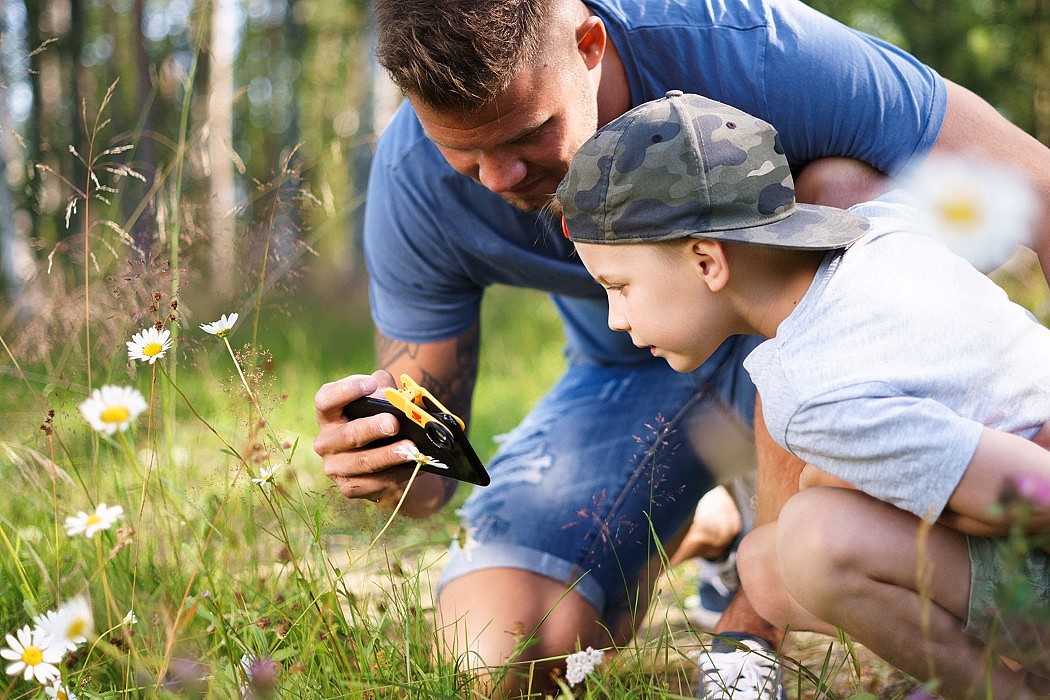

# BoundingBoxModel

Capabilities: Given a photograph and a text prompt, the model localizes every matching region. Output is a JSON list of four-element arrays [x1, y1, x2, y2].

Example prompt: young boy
[[557, 91, 1050, 698]]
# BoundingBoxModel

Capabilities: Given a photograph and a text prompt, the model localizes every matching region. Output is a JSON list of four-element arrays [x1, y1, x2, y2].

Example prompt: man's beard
[[501, 190, 558, 213]]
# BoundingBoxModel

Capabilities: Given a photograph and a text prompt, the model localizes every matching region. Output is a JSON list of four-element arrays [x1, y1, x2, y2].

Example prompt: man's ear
[[690, 239, 730, 292], [576, 16, 606, 69]]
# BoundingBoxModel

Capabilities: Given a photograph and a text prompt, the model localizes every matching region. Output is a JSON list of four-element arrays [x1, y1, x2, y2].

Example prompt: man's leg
[[712, 394, 799, 644], [435, 360, 718, 695], [438, 569, 617, 694]]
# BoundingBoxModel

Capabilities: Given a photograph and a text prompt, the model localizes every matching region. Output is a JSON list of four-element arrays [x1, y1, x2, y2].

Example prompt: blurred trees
[[0, 0, 381, 319], [810, 0, 1050, 141], [0, 0, 1046, 313]]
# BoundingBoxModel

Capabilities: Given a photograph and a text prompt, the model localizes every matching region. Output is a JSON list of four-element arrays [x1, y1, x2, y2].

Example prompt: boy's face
[[573, 239, 734, 373]]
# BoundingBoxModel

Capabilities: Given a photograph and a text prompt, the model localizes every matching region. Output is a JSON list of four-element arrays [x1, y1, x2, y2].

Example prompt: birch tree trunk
[[207, 0, 238, 299]]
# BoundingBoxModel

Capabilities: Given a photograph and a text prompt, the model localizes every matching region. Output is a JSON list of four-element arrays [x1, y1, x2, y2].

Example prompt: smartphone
[[342, 395, 490, 487]]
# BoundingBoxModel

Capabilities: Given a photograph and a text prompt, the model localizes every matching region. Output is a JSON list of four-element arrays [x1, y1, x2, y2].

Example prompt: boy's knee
[[776, 489, 870, 605]]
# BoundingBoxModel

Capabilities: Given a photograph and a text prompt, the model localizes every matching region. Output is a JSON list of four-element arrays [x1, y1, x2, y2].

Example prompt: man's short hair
[[375, 0, 553, 111]]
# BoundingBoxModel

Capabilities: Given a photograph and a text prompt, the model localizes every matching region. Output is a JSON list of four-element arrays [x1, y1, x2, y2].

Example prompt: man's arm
[[313, 323, 480, 517], [934, 80, 1050, 281]]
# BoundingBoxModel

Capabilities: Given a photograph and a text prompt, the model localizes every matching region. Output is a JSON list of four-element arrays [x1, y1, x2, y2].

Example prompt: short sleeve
[[756, 3, 946, 175], [363, 108, 485, 343], [785, 382, 984, 520]]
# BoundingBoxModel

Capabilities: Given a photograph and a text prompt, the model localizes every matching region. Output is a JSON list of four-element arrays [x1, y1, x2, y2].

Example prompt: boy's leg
[[775, 487, 1036, 699]]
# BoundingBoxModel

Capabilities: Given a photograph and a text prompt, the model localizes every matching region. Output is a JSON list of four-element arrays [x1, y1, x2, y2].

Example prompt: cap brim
[[702, 204, 869, 250]]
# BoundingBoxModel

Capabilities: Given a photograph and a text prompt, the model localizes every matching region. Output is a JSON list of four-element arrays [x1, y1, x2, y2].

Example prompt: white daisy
[[199, 313, 239, 337], [394, 445, 448, 470], [122, 610, 138, 626], [33, 596, 94, 652], [79, 385, 147, 435], [126, 326, 172, 364], [565, 646, 605, 686], [251, 463, 282, 488], [899, 153, 1038, 272], [64, 503, 124, 538], [45, 678, 78, 699], [1, 625, 63, 684]]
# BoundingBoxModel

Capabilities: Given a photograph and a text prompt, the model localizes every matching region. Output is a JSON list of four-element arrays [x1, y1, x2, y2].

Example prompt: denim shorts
[[439, 335, 761, 622], [966, 535, 1050, 664]]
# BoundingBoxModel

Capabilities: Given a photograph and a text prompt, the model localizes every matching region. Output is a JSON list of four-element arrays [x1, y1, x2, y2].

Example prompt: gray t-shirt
[[745, 194, 1050, 520]]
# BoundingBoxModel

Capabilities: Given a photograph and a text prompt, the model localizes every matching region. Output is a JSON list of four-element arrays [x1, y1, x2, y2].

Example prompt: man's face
[[574, 240, 733, 373], [413, 59, 600, 212]]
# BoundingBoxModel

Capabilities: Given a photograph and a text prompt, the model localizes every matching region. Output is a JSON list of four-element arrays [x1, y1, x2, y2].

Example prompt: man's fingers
[[315, 374, 379, 423]]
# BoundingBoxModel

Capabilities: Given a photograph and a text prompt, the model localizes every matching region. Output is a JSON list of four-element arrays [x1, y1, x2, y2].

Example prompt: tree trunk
[[207, 0, 237, 299]]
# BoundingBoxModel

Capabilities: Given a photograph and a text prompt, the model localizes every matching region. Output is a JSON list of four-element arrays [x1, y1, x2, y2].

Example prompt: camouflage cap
[[558, 91, 869, 248]]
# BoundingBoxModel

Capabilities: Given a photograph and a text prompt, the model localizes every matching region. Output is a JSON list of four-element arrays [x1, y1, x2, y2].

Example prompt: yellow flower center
[[100, 405, 130, 424], [937, 197, 979, 230], [21, 645, 43, 665], [68, 618, 86, 637], [85, 513, 102, 527], [57, 691, 68, 700], [143, 342, 163, 357]]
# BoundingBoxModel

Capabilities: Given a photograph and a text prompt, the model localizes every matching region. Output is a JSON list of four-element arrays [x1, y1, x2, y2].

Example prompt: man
[[312, 0, 1050, 696]]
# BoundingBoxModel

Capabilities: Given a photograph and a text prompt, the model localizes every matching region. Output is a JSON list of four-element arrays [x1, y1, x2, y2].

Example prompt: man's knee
[[437, 568, 611, 665]]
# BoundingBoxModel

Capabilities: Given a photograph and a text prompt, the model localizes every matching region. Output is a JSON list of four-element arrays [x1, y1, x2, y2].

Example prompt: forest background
[[0, 0, 1048, 697]]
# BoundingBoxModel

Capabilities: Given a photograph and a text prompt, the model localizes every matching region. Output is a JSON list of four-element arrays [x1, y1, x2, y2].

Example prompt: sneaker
[[698, 633, 785, 700], [686, 550, 740, 629]]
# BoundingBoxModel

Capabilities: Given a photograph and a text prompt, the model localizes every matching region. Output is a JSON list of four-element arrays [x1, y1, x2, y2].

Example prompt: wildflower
[[126, 326, 172, 364], [394, 445, 448, 470], [564, 646, 605, 686], [122, 610, 138, 626], [162, 656, 209, 694], [240, 654, 279, 697], [45, 678, 79, 700], [33, 596, 94, 652], [64, 503, 124, 538], [1009, 473, 1050, 508], [251, 463, 282, 488], [899, 153, 1037, 272], [79, 385, 147, 435], [1, 625, 63, 684], [200, 313, 239, 338]]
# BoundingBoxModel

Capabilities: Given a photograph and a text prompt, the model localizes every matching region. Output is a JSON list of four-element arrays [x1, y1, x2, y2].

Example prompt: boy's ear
[[576, 16, 606, 69], [689, 239, 730, 292]]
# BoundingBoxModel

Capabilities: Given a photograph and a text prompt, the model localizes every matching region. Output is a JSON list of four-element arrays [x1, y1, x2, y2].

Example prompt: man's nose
[[477, 150, 527, 193]]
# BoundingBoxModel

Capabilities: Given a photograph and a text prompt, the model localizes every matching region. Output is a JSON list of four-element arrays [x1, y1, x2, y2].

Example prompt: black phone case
[[343, 396, 491, 486]]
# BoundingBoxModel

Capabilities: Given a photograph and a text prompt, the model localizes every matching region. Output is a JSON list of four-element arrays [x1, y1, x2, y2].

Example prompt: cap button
[[664, 89, 684, 98]]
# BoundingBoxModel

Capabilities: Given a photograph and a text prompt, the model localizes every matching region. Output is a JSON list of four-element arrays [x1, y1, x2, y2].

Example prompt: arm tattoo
[[375, 334, 420, 368], [375, 324, 480, 419]]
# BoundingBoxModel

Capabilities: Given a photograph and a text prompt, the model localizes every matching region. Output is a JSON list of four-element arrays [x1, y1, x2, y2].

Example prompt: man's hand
[[313, 370, 423, 504]]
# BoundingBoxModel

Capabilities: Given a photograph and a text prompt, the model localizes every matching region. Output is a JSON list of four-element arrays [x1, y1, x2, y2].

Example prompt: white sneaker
[[698, 633, 785, 700]]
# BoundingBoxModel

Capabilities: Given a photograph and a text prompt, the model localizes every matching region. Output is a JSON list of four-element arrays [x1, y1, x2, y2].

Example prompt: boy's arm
[[941, 425, 1050, 536]]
